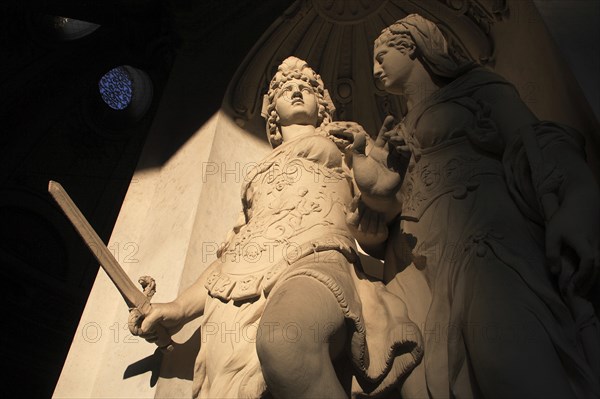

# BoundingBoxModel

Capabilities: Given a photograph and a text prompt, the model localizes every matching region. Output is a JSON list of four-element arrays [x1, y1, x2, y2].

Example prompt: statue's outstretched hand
[[384, 131, 412, 161], [326, 117, 405, 217], [545, 186, 600, 295], [128, 302, 185, 346], [350, 117, 406, 213]]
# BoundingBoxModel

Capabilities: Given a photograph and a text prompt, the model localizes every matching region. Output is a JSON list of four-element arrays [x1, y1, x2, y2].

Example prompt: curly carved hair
[[374, 29, 415, 54], [264, 56, 334, 148]]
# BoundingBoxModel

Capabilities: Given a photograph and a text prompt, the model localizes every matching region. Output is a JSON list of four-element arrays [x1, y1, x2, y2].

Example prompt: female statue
[[346, 13, 600, 398], [128, 56, 423, 399]]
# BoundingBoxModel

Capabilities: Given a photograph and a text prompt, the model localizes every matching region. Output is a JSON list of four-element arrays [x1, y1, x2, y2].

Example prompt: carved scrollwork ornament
[[312, 0, 389, 24]]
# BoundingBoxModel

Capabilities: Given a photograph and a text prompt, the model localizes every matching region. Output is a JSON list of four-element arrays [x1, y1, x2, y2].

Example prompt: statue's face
[[373, 43, 413, 95], [275, 78, 319, 127]]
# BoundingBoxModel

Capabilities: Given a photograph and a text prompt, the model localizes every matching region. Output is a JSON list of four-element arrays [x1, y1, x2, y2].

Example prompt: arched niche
[[223, 0, 508, 137]]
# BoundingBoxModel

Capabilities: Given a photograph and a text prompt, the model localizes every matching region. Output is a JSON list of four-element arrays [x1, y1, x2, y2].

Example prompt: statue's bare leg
[[257, 275, 347, 399]]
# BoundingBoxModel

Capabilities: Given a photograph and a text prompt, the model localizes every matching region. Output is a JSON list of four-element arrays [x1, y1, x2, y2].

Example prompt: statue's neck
[[280, 124, 316, 142], [404, 62, 442, 112]]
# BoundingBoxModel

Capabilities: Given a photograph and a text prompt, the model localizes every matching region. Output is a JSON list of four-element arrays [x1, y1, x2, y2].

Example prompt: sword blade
[[48, 180, 149, 310]]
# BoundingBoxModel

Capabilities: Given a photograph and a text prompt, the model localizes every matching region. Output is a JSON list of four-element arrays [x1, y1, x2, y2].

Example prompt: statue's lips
[[291, 99, 304, 105]]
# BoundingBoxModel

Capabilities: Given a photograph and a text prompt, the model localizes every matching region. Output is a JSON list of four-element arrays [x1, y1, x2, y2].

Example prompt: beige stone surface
[[53, 112, 220, 398], [155, 111, 272, 397]]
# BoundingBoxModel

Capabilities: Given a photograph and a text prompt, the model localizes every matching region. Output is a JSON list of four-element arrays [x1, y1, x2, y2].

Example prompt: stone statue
[[343, 13, 600, 398], [128, 56, 424, 398]]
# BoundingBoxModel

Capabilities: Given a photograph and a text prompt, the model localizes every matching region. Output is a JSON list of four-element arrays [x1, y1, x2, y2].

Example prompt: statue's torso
[[209, 134, 354, 300]]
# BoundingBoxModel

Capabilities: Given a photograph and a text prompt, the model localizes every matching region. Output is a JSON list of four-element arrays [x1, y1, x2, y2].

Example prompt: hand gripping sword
[[48, 180, 173, 352]]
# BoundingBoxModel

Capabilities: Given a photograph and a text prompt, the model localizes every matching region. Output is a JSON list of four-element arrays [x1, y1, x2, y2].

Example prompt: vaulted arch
[[224, 0, 505, 136]]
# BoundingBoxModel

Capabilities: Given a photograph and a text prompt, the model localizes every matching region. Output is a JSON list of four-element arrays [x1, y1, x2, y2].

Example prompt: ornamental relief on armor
[[400, 153, 488, 220], [222, 157, 347, 263]]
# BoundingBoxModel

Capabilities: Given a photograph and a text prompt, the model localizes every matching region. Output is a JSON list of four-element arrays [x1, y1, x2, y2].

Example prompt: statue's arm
[[170, 261, 218, 320], [323, 119, 402, 258], [343, 116, 406, 221], [345, 194, 389, 260], [476, 83, 600, 292], [473, 83, 599, 200]]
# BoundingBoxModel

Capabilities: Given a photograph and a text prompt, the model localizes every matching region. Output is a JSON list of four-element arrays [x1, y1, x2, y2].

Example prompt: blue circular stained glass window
[[99, 67, 133, 110]]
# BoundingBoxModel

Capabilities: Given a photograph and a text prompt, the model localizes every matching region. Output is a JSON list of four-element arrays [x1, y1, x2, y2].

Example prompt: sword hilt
[[136, 279, 174, 353], [131, 302, 174, 353]]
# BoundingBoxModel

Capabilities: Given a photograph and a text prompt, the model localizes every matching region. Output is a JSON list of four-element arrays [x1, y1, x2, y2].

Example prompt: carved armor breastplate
[[218, 135, 354, 274], [399, 137, 504, 221]]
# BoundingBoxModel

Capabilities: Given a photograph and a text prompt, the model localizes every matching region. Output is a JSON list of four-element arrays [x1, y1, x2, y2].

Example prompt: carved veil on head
[[375, 14, 470, 79], [261, 56, 335, 148]]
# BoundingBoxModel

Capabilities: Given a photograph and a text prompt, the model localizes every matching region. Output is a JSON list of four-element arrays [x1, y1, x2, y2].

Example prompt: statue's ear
[[323, 89, 336, 117], [261, 95, 270, 119], [408, 43, 417, 59]]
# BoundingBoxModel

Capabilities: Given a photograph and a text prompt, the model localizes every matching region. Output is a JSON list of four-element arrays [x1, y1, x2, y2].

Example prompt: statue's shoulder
[[290, 134, 343, 168], [471, 81, 520, 105]]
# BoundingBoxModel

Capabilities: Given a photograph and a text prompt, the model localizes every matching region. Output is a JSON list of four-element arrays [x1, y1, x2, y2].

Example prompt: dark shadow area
[[533, 0, 600, 120], [0, 0, 293, 397], [155, 327, 201, 382], [134, 0, 297, 170], [124, 348, 164, 387], [123, 326, 202, 388]]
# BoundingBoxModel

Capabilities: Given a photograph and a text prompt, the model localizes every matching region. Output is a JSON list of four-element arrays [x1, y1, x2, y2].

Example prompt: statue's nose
[[374, 64, 382, 79]]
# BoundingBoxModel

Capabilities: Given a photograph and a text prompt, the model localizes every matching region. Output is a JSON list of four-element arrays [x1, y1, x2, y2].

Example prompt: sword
[[48, 180, 173, 352]]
